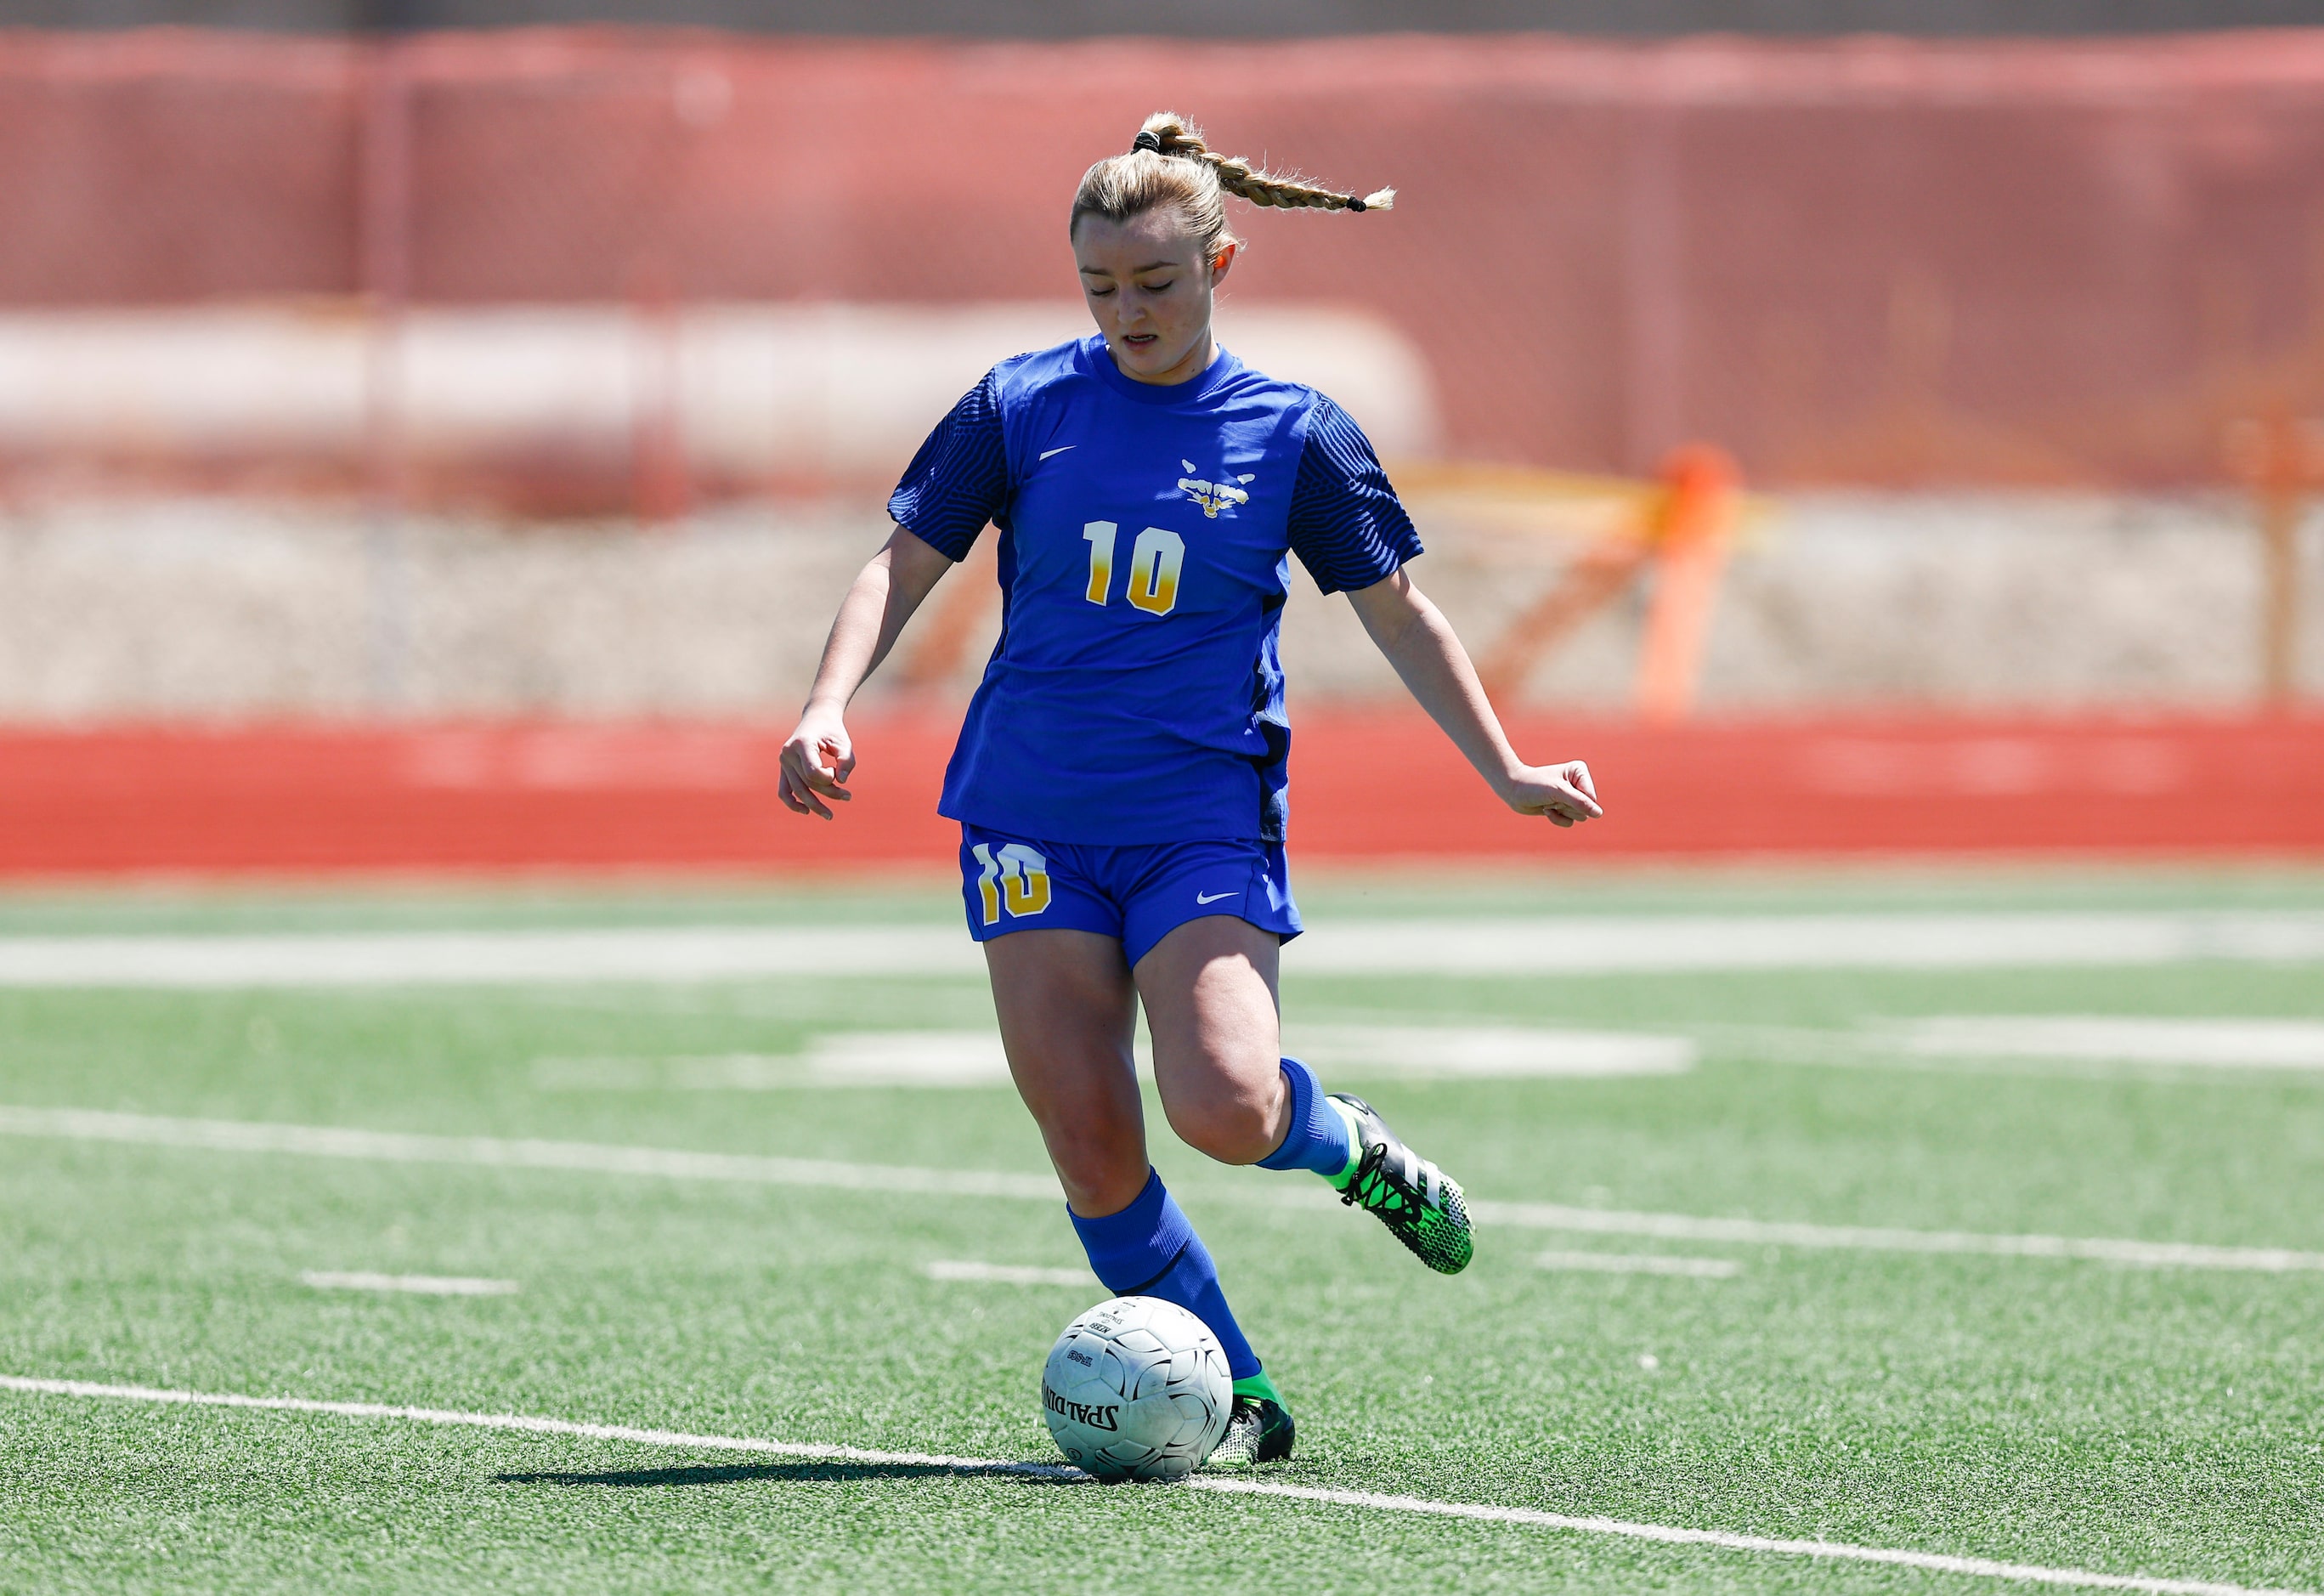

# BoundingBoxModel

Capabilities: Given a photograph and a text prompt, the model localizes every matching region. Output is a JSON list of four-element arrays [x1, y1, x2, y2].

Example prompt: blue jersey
[[889, 334, 1422, 846]]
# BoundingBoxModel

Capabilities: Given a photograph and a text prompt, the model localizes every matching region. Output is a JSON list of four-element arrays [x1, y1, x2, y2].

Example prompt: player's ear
[[1208, 241, 1238, 284]]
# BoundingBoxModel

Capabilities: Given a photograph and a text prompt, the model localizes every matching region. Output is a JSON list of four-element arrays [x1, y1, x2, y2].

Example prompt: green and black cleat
[[1203, 1396, 1295, 1472], [1328, 1092, 1474, 1275]]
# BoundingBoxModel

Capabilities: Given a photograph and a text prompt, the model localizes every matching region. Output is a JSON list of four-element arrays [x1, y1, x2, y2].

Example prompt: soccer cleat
[[1328, 1092, 1473, 1275], [1203, 1395, 1295, 1471]]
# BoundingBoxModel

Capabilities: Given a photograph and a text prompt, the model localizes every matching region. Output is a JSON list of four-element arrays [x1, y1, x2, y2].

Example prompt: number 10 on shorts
[[973, 842, 1053, 925]]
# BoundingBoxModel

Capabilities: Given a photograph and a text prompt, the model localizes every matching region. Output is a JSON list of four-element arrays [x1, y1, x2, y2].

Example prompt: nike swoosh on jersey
[[1038, 445, 1077, 461], [1194, 890, 1236, 904]]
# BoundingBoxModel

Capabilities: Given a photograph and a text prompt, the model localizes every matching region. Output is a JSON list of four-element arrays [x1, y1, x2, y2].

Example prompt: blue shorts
[[958, 824, 1303, 969]]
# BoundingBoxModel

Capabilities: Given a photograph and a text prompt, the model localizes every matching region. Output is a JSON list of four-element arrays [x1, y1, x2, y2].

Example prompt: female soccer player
[[780, 113, 1600, 1470]]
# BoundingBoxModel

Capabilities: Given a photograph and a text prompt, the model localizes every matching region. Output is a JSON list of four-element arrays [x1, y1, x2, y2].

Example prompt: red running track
[[0, 712, 2319, 878]]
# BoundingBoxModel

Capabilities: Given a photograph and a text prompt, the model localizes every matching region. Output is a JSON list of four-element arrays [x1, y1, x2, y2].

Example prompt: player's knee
[[1162, 1083, 1278, 1166]]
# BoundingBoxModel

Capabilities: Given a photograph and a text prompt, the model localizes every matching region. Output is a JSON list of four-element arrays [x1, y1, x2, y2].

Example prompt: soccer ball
[[1041, 1295, 1232, 1480]]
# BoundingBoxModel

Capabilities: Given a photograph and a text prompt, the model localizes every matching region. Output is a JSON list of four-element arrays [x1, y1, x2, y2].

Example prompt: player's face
[[1072, 207, 1236, 388]]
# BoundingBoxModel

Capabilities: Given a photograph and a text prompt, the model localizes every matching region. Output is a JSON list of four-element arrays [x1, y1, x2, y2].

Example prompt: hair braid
[[1071, 111, 1394, 259], [1141, 112, 1396, 215]]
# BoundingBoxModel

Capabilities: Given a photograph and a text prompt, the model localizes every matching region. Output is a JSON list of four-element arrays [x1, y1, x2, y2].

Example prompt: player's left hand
[[1501, 761, 1601, 828], [777, 707, 856, 821]]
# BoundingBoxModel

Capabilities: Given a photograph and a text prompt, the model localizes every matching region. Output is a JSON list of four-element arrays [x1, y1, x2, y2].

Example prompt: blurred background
[[3, 0, 2323, 874]]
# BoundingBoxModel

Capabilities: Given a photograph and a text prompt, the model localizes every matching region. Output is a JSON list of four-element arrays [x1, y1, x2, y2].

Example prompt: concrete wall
[[1, 491, 2316, 720]]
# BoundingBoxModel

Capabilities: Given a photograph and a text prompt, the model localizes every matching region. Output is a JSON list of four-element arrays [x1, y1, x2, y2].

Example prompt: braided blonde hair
[[1071, 111, 1395, 261]]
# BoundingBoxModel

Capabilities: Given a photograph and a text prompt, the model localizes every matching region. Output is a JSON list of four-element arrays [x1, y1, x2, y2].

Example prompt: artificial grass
[[2, 872, 2321, 1593]]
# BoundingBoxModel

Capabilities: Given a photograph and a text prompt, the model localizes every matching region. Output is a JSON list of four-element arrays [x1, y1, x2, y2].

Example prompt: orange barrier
[[1, 713, 2318, 878], [1631, 447, 1739, 723], [1475, 444, 1739, 716], [2226, 412, 2324, 705]]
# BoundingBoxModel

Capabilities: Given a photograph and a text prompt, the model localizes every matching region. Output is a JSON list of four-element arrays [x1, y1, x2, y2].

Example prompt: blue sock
[[1254, 1056, 1356, 1179], [1068, 1169, 1261, 1382]]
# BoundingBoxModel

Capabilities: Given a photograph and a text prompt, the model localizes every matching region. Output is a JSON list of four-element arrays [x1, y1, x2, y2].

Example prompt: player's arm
[[778, 524, 955, 820], [1345, 567, 1602, 828]]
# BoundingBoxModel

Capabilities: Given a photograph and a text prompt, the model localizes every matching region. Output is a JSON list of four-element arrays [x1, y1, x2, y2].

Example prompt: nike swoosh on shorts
[[1195, 891, 1236, 904], [1039, 445, 1076, 461]]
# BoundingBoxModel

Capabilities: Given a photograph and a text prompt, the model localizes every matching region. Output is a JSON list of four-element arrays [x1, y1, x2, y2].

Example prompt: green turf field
[[3, 867, 2322, 1594]]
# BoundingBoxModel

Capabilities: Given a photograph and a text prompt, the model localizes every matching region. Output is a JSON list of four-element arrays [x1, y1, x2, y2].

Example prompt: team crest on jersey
[[1178, 460, 1255, 518]]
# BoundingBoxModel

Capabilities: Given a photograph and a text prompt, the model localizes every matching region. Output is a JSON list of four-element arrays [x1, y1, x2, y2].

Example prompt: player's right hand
[[1501, 760, 1602, 828], [778, 709, 855, 820]]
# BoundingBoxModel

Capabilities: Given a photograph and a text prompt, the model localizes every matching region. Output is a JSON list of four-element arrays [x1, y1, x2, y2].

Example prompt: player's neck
[[1114, 331, 1217, 389]]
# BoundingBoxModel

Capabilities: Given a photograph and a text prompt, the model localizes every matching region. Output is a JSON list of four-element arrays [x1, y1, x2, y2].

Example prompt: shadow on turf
[[497, 1462, 1083, 1488]]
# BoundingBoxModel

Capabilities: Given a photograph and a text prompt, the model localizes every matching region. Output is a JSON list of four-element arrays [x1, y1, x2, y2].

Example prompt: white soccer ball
[[1041, 1295, 1232, 1481]]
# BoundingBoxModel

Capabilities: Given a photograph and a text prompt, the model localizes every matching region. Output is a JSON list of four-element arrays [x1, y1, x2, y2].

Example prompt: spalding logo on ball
[[1042, 1296, 1231, 1480]]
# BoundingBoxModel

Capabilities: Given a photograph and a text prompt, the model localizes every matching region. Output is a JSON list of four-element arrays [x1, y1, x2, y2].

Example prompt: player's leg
[[1126, 913, 1290, 1166], [1130, 862, 1475, 1278], [1116, 913, 1298, 1466], [981, 927, 1145, 1215], [981, 926, 1272, 1460], [1121, 911, 1357, 1178]]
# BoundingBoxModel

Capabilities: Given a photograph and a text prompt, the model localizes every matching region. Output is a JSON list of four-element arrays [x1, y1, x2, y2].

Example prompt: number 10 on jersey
[[1083, 521, 1185, 617]]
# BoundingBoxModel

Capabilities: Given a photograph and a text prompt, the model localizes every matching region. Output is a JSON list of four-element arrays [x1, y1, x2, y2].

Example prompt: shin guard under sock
[[1253, 1056, 1359, 1180], [1068, 1169, 1262, 1382]]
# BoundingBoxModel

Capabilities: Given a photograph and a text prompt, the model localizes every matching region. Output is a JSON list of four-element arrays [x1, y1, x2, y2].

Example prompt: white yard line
[[1533, 1249, 1741, 1278], [0, 911, 2321, 988], [0, 1374, 1070, 1477], [1291, 1024, 1694, 1078], [301, 1271, 518, 1297], [533, 1027, 1696, 1090], [0, 1105, 1060, 1200], [1470, 1197, 2324, 1272], [1193, 1476, 2310, 1596], [6, 1103, 2321, 1274], [0, 927, 979, 988], [1299, 914, 2324, 975], [0, 1374, 2305, 1596], [922, 1260, 1093, 1288], [1881, 1018, 2324, 1071]]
